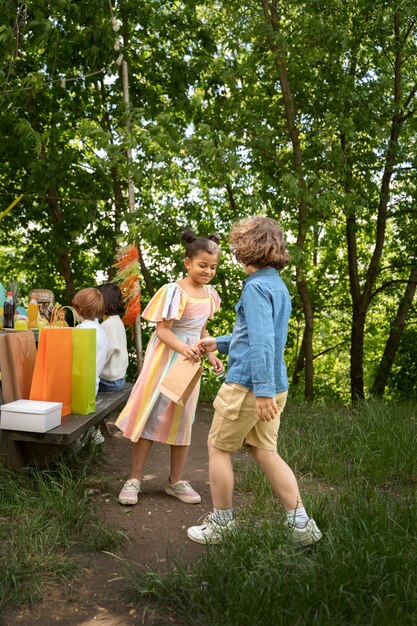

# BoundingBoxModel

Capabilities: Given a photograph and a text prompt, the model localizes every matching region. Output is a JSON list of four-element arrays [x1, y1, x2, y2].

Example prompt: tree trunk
[[46, 187, 76, 301], [371, 265, 417, 396], [291, 324, 306, 387], [260, 0, 314, 400], [99, 77, 155, 295], [345, 10, 405, 401]]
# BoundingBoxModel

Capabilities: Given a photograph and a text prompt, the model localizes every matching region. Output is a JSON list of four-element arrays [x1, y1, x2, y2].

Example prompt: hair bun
[[208, 232, 221, 244], [180, 229, 197, 244]]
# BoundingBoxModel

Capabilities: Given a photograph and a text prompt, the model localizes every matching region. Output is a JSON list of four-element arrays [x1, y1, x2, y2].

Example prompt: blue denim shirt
[[216, 268, 291, 397]]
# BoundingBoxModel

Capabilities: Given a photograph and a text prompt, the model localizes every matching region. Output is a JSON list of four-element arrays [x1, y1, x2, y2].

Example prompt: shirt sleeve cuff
[[215, 335, 231, 354], [253, 384, 277, 397]]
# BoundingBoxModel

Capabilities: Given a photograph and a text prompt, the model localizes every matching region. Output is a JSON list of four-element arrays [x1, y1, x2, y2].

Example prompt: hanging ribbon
[[0, 194, 23, 221]]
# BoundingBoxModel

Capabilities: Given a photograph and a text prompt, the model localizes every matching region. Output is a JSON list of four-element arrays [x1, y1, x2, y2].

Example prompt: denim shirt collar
[[242, 267, 277, 286]]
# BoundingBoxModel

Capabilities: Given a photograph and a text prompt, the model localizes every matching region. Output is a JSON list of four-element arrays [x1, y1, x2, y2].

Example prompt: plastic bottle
[[28, 293, 39, 329], [3, 292, 14, 329]]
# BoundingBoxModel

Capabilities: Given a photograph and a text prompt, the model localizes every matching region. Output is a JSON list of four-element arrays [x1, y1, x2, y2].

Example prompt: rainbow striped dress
[[115, 282, 220, 445]]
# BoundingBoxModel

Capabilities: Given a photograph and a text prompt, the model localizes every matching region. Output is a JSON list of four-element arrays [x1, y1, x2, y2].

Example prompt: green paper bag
[[72, 328, 96, 415]]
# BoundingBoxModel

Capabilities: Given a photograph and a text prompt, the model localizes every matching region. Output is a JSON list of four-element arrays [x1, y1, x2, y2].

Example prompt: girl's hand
[[207, 352, 224, 374], [197, 337, 217, 353], [182, 343, 203, 362]]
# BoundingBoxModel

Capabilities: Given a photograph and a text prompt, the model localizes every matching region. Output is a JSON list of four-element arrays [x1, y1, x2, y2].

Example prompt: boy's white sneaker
[[287, 518, 322, 547], [187, 513, 236, 544], [165, 480, 201, 504], [118, 478, 141, 505]]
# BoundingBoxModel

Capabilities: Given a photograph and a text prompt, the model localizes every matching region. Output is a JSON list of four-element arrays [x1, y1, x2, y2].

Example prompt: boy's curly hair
[[230, 217, 289, 270]]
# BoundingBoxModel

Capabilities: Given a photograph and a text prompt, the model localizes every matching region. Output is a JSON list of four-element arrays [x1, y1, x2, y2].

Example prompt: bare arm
[[200, 327, 223, 373], [156, 320, 200, 361]]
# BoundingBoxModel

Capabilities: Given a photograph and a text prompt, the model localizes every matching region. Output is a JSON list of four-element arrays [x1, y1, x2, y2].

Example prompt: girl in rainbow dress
[[116, 230, 223, 506]]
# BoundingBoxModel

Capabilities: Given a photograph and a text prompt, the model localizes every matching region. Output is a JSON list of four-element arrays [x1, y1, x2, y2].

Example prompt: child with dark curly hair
[[187, 216, 323, 547], [97, 283, 129, 392]]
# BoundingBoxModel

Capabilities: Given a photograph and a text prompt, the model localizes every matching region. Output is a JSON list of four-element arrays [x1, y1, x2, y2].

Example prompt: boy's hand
[[256, 397, 278, 421], [197, 337, 217, 353], [207, 352, 224, 374]]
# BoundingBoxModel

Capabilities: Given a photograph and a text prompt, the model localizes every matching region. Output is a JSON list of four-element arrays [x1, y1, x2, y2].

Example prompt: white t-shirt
[[78, 319, 109, 394], [100, 315, 129, 381]]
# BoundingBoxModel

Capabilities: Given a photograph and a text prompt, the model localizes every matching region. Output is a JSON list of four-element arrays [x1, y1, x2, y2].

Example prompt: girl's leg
[[119, 438, 153, 506], [208, 442, 234, 509], [166, 445, 201, 503], [249, 447, 303, 511], [131, 437, 153, 479], [169, 444, 190, 484]]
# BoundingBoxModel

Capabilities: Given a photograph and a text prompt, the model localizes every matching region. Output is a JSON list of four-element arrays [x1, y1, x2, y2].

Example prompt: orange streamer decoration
[[113, 245, 141, 329]]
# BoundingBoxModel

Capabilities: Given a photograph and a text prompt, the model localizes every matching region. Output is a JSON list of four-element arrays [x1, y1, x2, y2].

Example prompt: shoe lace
[[173, 480, 192, 490], [125, 479, 140, 489]]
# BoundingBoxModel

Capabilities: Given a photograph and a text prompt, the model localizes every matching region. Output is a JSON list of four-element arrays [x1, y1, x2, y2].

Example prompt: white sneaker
[[118, 478, 141, 505], [187, 513, 236, 544], [287, 518, 322, 547], [164, 480, 201, 504]]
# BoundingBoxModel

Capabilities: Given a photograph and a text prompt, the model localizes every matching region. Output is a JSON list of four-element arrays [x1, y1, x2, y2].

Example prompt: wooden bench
[[0, 383, 132, 469]]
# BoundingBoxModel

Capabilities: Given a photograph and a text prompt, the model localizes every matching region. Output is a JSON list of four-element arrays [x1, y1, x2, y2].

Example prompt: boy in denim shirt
[[187, 217, 322, 546]]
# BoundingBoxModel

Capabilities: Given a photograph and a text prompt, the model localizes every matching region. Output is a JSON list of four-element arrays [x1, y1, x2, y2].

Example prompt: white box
[[0, 399, 62, 433]]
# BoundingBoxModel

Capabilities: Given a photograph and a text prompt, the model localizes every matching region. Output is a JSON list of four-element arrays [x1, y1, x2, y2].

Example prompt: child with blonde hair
[[72, 287, 109, 395], [188, 217, 322, 546]]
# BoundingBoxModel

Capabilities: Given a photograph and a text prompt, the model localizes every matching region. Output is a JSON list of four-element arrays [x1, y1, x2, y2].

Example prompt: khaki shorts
[[208, 382, 288, 452]]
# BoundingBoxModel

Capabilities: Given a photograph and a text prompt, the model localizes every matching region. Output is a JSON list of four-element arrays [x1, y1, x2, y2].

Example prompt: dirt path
[[6, 403, 218, 626]]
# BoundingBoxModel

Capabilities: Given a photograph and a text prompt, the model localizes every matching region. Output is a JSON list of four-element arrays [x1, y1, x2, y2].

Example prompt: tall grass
[[124, 399, 417, 625], [0, 445, 124, 613]]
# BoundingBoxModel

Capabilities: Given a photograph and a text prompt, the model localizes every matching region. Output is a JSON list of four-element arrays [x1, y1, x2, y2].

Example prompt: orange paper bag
[[158, 356, 203, 406], [29, 327, 73, 417]]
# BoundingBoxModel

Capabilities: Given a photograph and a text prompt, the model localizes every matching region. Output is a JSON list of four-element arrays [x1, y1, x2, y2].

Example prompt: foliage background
[[1, 0, 417, 403]]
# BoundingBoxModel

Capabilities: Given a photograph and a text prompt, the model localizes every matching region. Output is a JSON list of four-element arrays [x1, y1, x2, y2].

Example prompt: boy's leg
[[187, 443, 236, 544], [249, 447, 302, 510], [250, 446, 322, 545], [188, 383, 256, 544], [208, 442, 234, 509]]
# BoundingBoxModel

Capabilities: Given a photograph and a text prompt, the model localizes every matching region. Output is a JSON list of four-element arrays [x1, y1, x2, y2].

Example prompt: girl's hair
[[97, 282, 125, 316], [230, 217, 290, 270], [72, 287, 105, 320], [180, 229, 221, 259]]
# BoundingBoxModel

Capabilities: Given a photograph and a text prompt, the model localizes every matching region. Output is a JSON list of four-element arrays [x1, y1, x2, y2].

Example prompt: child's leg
[[166, 445, 201, 504], [119, 437, 153, 506], [249, 446, 303, 511], [131, 437, 153, 479], [187, 443, 235, 543], [169, 444, 190, 483], [208, 442, 234, 509]]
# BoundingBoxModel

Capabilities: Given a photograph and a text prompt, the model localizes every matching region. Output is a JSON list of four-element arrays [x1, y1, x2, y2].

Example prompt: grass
[[122, 398, 417, 626], [0, 442, 124, 614]]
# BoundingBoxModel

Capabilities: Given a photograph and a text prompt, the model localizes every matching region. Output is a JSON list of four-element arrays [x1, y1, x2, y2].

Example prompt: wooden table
[[0, 384, 132, 469]]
